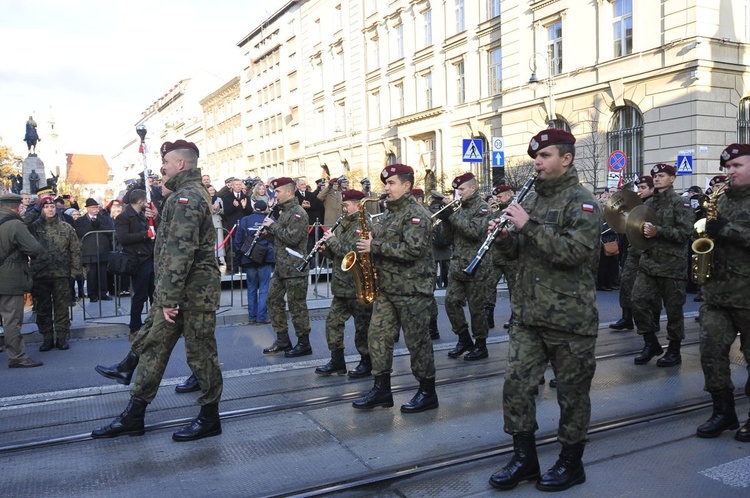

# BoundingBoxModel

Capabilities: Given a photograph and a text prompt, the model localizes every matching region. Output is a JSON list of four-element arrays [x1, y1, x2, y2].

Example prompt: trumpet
[[296, 213, 346, 272], [432, 199, 461, 226]]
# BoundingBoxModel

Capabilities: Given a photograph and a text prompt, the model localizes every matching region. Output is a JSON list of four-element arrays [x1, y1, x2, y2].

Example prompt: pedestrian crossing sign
[[462, 139, 484, 163], [676, 154, 693, 175]]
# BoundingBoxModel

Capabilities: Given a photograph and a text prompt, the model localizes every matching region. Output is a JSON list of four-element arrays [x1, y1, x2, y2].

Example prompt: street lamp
[[528, 53, 558, 129]]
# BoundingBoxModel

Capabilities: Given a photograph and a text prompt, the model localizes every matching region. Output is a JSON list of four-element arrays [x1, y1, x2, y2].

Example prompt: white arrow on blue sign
[[492, 151, 505, 167], [462, 139, 484, 163]]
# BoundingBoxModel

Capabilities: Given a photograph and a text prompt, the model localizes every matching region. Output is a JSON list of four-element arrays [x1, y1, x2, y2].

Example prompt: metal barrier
[[79, 230, 125, 321]]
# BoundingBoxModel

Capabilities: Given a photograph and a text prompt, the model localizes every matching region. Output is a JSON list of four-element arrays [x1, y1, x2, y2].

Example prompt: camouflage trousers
[[486, 263, 517, 307], [429, 296, 438, 322], [131, 308, 223, 405], [325, 296, 371, 355], [631, 272, 685, 341], [33, 277, 71, 342], [618, 254, 638, 309], [699, 304, 750, 397], [368, 293, 436, 380], [268, 276, 310, 340], [446, 276, 489, 339], [131, 305, 158, 356], [504, 324, 596, 445]]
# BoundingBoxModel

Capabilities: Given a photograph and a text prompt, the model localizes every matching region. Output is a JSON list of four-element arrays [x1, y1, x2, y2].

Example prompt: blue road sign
[[462, 139, 484, 163], [676, 154, 693, 175], [492, 151, 505, 167], [609, 150, 627, 172]]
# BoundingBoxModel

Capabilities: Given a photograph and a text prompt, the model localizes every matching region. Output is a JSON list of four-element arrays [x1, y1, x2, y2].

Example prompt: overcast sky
[[0, 0, 275, 160]]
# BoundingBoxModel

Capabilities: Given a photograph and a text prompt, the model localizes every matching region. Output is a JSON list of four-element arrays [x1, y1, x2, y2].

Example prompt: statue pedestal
[[22, 156, 46, 195]]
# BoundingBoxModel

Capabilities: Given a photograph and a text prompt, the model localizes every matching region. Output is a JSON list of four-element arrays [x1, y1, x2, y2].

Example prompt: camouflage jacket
[[322, 211, 371, 298], [490, 200, 517, 269], [0, 207, 42, 294], [266, 196, 308, 279], [702, 183, 750, 308], [496, 166, 602, 335], [639, 185, 694, 278], [28, 214, 82, 279], [447, 190, 490, 280], [154, 168, 220, 311], [371, 193, 434, 297]]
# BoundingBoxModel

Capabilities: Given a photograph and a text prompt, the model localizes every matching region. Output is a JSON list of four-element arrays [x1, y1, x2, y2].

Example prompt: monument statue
[[11, 174, 23, 194], [47, 171, 59, 193], [24, 116, 40, 155], [28, 169, 40, 193]]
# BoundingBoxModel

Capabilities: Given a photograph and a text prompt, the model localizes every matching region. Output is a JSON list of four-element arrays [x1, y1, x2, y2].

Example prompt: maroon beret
[[412, 188, 425, 198], [651, 163, 676, 176], [160, 139, 200, 158], [493, 185, 512, 195], [637, 175, 654, 187], [380, 163, 414, 183], [270, 177, 295, 189], [451, 172, 475, 189], [709, 175, 727, 187], [342, 189, 366, 202], [39, 196, 55, 206], [527, 128, 576, 158], [720, 143, 750, 168]]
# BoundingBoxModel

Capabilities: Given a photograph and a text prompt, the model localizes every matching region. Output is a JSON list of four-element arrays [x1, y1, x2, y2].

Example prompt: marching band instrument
[[296, 213, 346, 272], [243, 212, 274, 258], [432, 199, 461, 226], [691, 184, 727, 284], [463, 173, 538, 276], [342, 195, 385, 306], [603, 188, 642, 233], [624, 204, 657, 251]]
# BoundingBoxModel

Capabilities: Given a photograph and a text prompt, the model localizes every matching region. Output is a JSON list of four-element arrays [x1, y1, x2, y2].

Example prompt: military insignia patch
[[721, 150, 731, 161], [683, 203, 691, 208], [411, 217, 421, 224], [178, 198, 189, 204], [294, 214, 301, 219], [355, 229, 362, 235], [481, 208, 488, 214], [530, 138, 539, 151], [582, 203, 595, 212]]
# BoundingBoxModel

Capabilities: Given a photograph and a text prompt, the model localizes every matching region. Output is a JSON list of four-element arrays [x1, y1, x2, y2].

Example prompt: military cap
[[253, 200, 268, 212], [651, 163, 676, 176], [315, 178, 327, 187], [342, 189, 366, 202], [527, 128, 576, 158], [224, 176, 236, 184], [35, 187, 54, 197], [39, 196, 55, 206], [720, 143, 750, 168], [360, 178, 371, 185], [84, 198, 100, 207], [337, 176, 349, 184], [380, 163, 413, 183], [709, 175, 728, 187], [160, 139, 199, 158], [430, 190, 445, 200], [687, 185, 703, 195], [637, 175, 654, 187], [0, 193, 23, 203], [270, 177, 295, 189], [451, 172, 475, 189], [124, 179, 136, 186], [412, 188, 425, 198], [493, 184, 512, 195]]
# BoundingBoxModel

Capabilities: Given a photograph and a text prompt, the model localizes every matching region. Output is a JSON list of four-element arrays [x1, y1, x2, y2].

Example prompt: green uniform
[[132, 167, 223, 406], [321, 211, 372, 354], [699, 183, 750, 397], [368, 193, 435, 379], [266, 197, 310, 341], [495, 166, 601, 445], [444, 190, 491, 339], [487, 201, 518, 308], [631, 185, 694, 341]]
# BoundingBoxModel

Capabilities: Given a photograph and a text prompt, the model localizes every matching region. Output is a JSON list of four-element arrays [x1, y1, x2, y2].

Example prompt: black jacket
[[74, 212, 114, 263], [115, 204, 153, 264], [222, 191, 252, 231]]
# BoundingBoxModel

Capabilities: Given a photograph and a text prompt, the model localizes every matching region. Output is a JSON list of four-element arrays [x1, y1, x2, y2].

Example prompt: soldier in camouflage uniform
[[630, 163, 694, 367], [488, 129, 601, 492], [261, 177, 312, 357], [314, 189, 373, 377], [486, 184, 517, 330], [92, 140, 223, 442], [434, 173, 491, 361], [351, 164, 438, 413], [695, 144, 750, 441], [28, 196, 82, 351]]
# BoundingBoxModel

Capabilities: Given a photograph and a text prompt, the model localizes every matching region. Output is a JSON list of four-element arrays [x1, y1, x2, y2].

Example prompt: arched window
[[738, 97, 750, 142], [607, 105, 643, 178]]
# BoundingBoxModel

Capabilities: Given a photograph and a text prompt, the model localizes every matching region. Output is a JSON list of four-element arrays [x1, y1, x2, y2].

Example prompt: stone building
[[200, 77, 243, 183]]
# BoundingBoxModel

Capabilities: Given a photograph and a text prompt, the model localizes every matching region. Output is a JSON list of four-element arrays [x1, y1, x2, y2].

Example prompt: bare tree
[[573, 107, 609, 193], [502, 156, 536, 192]]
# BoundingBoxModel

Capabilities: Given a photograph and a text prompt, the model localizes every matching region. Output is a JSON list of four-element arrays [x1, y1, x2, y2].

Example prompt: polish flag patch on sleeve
[[178, 197, 189, 204], [683, 203, 691, 208], [294, 214, 301, 219], [411, 217, 421, 224], [582, 203, 595, 212], [481, 208, 488, 214]]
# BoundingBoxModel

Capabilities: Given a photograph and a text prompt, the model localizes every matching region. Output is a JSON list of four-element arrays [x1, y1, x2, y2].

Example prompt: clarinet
[[244, 212, 274, 257], [296, 213, 346, 272], [463, 173, 538, 276]]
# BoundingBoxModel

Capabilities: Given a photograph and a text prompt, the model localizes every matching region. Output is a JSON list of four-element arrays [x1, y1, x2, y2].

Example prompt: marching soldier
[[262, 177, 313, 357], [434, 173, 491, 361], [486, 185, 517, 330], [351, 164, 438, 413], [631, 164, 694, 366], [696, 144, 750, 441], [314, 189, 373, 377]]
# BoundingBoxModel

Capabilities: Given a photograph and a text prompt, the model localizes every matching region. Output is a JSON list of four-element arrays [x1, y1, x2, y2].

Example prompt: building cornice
[[391, 107, 444, 126]]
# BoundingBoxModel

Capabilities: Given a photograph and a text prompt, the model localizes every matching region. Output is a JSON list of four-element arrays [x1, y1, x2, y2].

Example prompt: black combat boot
[[401, 377, 438, 413], [609, 308, 634, 330], [263, 333, 292, 354], [736, 413, 750, 442], [95, 350, 139, 385], [285, 335, 312, 357], [39, 335, 54, 352], [464, 337, 489, 361], [348, 354, 372, 378], [315, 348, 347, 376], [56, 335, 70, 350], [172, 402, 222, 442], [633, 333, 663, 365], [447, 331, 474, 358], [91, 396, 148, 438], [697, 393, 739, 438], [429, 318, 440, 340], [536, 442, 586, 492], [486, 305, 496, 329], [175, 374, 201, 393], [656, 340, 681, 367], [352, 374, 393, 409], [489, 432, 540, 490]]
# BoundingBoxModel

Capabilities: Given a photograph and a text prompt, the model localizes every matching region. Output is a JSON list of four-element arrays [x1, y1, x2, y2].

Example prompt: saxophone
[[691, 184, 727, 284], [342, 196, 384, 306]]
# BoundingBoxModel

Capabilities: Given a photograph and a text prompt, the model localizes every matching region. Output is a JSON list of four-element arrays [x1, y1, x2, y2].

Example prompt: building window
[[738, 97, 750, 142], [334, 49, 345, 83], [607, 105, 643, 178], [547, 21, 563, 75], [368, 36, 380, 71], [396, 24, 404, 59], [423, 72, 433, 109], [393, 83, 404, 118], [488, 47, 502, 95], [314, 19, 321, 45], [424, 9, 432, 47], [455, 61, 465, 104], [334, 4, 342, 33], [613, 0, 633, 57], [370, 90, 381, 129], [488, 0, 501, 19], [456, 0, 465, 33], [335, 101, 346, 133]]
